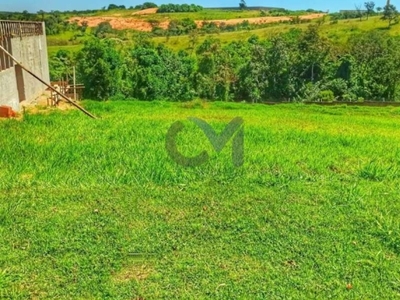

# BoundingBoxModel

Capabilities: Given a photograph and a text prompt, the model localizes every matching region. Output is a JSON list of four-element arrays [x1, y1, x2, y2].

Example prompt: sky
[[0, 0, 399, 13]]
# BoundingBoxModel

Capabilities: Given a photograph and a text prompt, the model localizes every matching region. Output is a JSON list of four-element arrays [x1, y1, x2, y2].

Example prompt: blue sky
[[0, 0, 398, 13]]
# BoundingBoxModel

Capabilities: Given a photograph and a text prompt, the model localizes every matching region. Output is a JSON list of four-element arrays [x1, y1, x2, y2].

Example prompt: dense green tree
[[49, 50, 75, 81], [382, 4, 399, 27], [50, 22, 400, 103], [135, 2, 158, 9], [77, 38, 123, 100], [348, 31, 400, 100], [43, 11, 73, 35], [264, 34, 299, 100], [125, 44, 196, 100], [167, 18, 197, 35], [239, 0, 247, 10], [364, 1, 375, 19], [237, 49, 267, 102], [188, 29, 200, 51], [196, 38, 222, 99], [93, 21, 113, 38], [297, 25, 331, 84], [107, 4, 119, 10], [37, 10, 45, 21], [158, 4, 203, 13], [79, 21, 89, 34]]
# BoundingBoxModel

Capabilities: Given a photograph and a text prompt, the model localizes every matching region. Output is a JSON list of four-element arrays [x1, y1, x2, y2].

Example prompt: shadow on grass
[[376, 26, 391, 31]]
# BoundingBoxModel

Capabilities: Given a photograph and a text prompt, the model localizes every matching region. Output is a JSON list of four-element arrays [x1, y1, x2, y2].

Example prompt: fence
[[48, 81, 85, 106], [0, 20, 43, 39], [0, 21, 44, 72], [0, 36, 12, 71]]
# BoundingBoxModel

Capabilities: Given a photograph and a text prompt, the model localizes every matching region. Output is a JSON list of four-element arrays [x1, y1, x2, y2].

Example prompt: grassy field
[[84, 8, 278, 20], [48, 44, 83, 56], [155, 16, 400, 50], [1, 101, 400, 298]]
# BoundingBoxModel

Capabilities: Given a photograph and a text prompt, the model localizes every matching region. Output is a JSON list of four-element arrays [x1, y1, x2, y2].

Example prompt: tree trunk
[[311, 63, 315, 82]]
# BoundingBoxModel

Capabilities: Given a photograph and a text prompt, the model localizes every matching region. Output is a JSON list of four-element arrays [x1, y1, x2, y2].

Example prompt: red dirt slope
[[69, 13, 325, 32]]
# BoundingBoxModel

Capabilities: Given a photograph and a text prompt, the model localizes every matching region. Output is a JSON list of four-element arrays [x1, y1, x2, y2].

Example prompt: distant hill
[[205, 6, 284, 10]]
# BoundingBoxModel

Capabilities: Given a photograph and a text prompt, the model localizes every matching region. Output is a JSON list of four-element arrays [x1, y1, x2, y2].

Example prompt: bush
[[93, 21, 113, 38], [319, 90, 335, 102], [181, 99, 209, 108], [342, 93, 357, 102]]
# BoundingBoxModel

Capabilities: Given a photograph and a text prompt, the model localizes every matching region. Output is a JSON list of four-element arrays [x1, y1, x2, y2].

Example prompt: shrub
[[181, 99, 209, 108], [319, 90, 335, 102], [93, 21, 113, 38], [342, 93, 357, 102]]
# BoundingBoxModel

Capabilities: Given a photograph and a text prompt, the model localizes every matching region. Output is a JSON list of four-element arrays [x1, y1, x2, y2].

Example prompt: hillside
[[69, 13, 324, 31], [156, 15, 400, 50], [69, 8, 324, 31], [47, 14, 400, 55]]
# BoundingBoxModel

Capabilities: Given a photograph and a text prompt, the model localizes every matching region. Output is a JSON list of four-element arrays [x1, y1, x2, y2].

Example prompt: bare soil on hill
[[69, 13, 324, 32], [132, 8, 159, 15]]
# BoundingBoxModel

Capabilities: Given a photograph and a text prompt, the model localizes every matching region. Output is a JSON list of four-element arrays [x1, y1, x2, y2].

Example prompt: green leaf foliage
[[65, 25, 400, 102]]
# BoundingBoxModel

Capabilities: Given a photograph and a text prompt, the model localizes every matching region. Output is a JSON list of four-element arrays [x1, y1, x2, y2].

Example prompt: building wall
[[0, 67, 19, 110], [0, 22, 49, 111]]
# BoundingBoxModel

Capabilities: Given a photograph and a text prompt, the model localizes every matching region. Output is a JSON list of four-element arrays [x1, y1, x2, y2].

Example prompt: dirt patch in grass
[[69, 16, 158, 31], [18, 92, 81, 117], [112, 264, 153, 283], [132, 8, 158, 15]]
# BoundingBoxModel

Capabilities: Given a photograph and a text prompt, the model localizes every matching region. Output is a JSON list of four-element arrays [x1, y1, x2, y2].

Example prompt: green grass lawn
[[1, 101, 400, 298], [48, 44, 83, 56]]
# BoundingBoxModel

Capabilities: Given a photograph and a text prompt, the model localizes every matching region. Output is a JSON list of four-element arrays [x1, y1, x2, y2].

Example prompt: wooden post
[[73, 66, 77, 101]]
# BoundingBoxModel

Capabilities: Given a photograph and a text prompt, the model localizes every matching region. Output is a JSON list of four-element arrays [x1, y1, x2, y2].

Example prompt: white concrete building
[[0, 21, 50, 111]]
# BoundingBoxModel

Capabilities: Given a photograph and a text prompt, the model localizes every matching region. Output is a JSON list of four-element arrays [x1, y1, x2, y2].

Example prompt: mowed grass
[[1, 101, 400, 299]]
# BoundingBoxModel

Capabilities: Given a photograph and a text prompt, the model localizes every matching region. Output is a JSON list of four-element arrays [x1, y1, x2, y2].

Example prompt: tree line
[[66, 25, 400, 103], [0, 10, 84, 35], [330, 1, 398, 26], [157, 4, 203, 13]]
